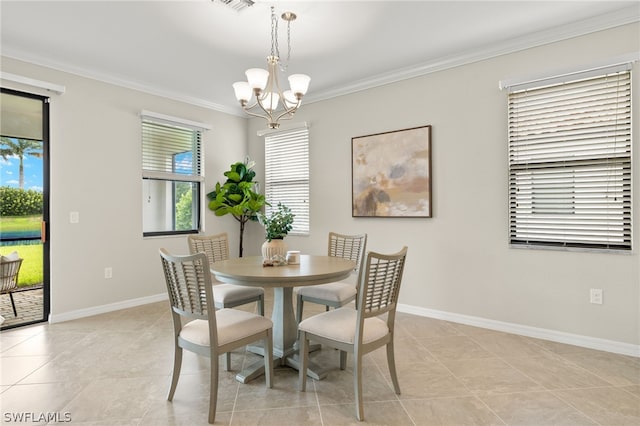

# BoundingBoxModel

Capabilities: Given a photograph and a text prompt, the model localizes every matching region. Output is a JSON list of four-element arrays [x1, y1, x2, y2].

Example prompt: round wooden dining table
[[210, 254, 356, 383]]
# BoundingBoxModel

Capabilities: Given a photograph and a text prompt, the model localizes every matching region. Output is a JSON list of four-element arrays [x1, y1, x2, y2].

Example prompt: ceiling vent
[[214, 0, 254, 12]]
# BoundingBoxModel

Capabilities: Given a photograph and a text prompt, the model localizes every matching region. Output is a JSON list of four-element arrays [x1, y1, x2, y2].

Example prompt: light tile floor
[[1, 290, 638, 425]]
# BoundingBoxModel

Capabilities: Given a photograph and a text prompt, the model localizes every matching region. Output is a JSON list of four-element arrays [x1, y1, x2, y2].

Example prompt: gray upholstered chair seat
[[298, 307, 388, 345], [296, 232, 367, 323], [181, 309, 273, 347], [213, 283, 265, 305], [295, 281, 356, 304]]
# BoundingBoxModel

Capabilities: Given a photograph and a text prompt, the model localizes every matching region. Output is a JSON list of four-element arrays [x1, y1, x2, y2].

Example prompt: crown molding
[[1, 48, 246, 117], [2, 5, 637, 113], [0, 71, 66, 94], [304, 5, 640, 105]]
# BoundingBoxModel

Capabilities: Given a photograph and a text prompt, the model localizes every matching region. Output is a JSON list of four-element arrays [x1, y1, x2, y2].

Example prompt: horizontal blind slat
[[264, 128, 310, 235], [508, 69, 631, 250], [141, 120, 202, 178]]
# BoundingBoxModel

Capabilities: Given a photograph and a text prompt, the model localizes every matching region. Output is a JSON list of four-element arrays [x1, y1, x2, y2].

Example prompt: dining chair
[[0, 251, 23, 317], [298, 246, 408, 421], [160, 248, 274, 424], [295, 232, 367, 323], [188, 233, 265, 370], [187, 233, 265, 315]]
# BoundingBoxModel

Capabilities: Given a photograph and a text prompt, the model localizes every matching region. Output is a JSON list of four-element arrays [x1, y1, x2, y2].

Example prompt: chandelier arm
[[273, 99, 301, 122], [243, 99, 272, 118], [268, 56, 280, 92], [244, 96, 298, 124], [270, 59, 284, 100], [242, 99, 258, 109], [242, 98, 277, 126], [272, 111, 295, 124], [242, 107, 272, 122], [255, 95, 274, 122]]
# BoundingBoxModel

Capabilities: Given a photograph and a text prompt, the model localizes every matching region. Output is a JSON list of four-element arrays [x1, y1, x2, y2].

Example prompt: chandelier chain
[[271, 6, 279, 58], [277, 14, 291, 72], [286, 18, 292, 64]]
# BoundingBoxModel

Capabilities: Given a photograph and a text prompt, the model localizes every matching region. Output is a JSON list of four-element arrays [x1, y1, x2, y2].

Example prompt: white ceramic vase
[[261, 239, 287, 261]]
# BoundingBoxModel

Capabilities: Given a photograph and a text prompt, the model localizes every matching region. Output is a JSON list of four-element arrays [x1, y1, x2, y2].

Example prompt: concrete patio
[[0, 286, 44, 329]]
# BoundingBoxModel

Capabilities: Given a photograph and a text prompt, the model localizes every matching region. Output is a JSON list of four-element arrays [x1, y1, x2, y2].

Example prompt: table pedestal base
[[235, 351, 329, 384], [210, 255, 355, 384], [234, 287, 327, 383]]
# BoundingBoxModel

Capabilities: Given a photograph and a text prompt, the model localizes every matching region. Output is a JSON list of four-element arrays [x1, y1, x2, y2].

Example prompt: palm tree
[[0, 137, 43, 189]]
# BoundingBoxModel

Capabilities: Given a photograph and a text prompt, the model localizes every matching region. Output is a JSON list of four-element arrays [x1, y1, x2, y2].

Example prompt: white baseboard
[[48, 293, 168, 324], [397, 304, 640, 358], [47, 296, 638, 358]]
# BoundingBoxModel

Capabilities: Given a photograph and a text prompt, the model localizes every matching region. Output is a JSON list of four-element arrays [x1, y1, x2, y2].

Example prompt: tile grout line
[[550, 388, 604, 426], [311, 377, 325, 426], [369, 349, 417, 426], [421, 326, 509, 426]]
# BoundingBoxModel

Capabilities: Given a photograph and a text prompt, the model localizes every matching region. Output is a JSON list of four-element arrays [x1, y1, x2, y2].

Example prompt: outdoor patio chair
[[0, 252, 23, 317]]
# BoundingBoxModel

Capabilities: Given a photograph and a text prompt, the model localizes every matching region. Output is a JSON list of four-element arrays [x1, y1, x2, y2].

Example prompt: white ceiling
[[1, 1, 638, 115]]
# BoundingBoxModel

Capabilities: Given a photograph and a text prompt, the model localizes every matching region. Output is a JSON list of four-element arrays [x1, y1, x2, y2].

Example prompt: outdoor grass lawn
[[13, 244, 43, 287], [1, 244, 43, 287], [0, 215, 42, 233], [1, 215, 43, 287]]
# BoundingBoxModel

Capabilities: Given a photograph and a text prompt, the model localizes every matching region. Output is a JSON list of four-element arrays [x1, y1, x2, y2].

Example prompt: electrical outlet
[[104, 267, 113, 279], [590, 288, 603, 305], [69, 211, 80, 224]]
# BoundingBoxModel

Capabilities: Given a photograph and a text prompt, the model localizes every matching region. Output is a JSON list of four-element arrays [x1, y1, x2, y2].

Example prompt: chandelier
[[232, 6, 310, 129]]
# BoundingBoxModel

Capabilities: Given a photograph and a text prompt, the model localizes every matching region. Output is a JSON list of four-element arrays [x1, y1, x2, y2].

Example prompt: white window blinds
[[141, 120, 203, 182], [264, 127, 310, 235], [508, 66, 632, 250]]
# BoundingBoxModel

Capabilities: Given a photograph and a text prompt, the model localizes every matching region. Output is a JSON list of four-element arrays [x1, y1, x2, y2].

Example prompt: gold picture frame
[[352, 125, 432, 217]]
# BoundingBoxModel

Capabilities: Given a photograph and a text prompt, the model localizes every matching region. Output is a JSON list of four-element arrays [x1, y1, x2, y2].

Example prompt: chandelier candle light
[[232, 6, 310, 129]]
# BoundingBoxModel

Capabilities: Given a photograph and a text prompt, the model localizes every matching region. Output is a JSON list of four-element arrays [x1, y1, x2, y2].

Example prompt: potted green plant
[[258, 202, 295, 260], [207, 158, 267, 257]]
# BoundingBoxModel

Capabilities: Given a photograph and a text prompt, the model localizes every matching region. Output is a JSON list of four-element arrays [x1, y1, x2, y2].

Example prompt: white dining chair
[[298, 246, 408, 421], [295, 232, 367, 323], [188, 233, 265, 370], [160, 248, 274, 424]]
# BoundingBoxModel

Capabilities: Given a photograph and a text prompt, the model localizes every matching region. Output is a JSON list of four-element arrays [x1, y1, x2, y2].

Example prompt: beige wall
[[247, 23, 640, 347], [1, 22, 637, 351], [1, 57, 248, 317]]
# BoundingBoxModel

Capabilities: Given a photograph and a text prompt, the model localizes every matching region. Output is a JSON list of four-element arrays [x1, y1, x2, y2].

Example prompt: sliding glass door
[[0, 88, 50, 329]]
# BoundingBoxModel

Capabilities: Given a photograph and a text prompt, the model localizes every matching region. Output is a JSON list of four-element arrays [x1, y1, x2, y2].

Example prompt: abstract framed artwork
[[352, 125, 432, 218]]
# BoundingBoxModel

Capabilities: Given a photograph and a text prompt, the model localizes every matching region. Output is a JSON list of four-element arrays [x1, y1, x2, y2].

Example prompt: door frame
[[0, 87, 50, 327]]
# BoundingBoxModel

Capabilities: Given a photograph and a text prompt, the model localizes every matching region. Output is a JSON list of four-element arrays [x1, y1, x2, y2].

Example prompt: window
[[507, 65, 632, 251], [141, 111, 209, 236], [264, 127, 310, 235]]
